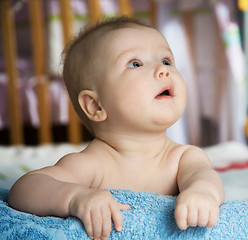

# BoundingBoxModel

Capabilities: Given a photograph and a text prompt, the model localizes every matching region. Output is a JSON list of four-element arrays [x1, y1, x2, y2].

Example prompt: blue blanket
[[0, 188, 248, 239]]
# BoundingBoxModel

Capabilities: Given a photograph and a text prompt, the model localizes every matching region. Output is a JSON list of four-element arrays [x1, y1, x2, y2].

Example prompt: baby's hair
[[62, 17, 152, 135]]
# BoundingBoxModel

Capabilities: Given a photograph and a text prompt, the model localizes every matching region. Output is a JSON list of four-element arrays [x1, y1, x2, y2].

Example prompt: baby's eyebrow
[[115, 45, 174, 63], [160, 48, 176, 63], [115, 47, 139, 63], [159, 45, 174, 57]]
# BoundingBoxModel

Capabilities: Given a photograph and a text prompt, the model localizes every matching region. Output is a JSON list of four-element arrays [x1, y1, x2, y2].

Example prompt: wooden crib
[[2, 0, 225, 147], [0, 0, 158, 145]]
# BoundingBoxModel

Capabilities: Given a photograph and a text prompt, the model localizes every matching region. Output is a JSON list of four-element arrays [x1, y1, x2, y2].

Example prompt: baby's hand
[[174, 189, 219, 230], [69, 189, 130, 240]]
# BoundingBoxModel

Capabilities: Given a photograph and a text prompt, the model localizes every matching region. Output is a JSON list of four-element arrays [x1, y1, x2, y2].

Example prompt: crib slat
[[149, 0, 158, 27], [59, 0, 73, 40], [28, 0, 52, 144], [182, 12, 200, 146], [0, 0, 24, 145], [118, 0, 133, 16], [59, 0, 83, 144], [214, 14, 231, 141], [87, 0, 102, 25]]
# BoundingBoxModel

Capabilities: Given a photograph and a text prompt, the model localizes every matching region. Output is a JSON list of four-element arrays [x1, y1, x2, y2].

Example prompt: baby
[[9, 17, 225, 240]]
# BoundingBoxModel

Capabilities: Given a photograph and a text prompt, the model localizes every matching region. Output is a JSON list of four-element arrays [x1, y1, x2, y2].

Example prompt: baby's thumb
[[118, 203, 131, 211]]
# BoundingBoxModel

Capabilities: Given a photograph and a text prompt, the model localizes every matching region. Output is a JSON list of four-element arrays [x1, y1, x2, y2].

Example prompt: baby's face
[[95, 26, 187, 133]]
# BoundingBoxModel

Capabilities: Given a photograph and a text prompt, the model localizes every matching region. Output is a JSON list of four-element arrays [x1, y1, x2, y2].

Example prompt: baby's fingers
[[207, 207, 219, 228], [198, 208, 210, 227], [91, 208, 102, 239], [187, 208, 198, 227], [110, 203, 128, 232], [81, 212, 94, 239], [174, 204, 188, 230], [118, 203, 131, 211], [101, 207, 112, 239]]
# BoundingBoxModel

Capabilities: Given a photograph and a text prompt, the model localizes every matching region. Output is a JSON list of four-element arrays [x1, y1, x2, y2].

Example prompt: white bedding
[[0, 141, 248, 201], [0, 144, 87, 189], [204, 141, 248, 201]]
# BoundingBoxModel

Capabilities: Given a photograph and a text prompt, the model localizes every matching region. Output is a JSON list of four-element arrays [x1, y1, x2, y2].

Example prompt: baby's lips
[[155, 85, 174, 98]]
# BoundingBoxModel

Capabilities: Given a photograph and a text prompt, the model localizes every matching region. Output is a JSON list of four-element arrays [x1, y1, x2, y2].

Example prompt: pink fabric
[[0, 60, 68, 129]]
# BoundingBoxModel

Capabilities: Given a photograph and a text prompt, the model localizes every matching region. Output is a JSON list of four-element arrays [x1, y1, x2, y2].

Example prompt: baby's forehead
[[103, 25, 163, 40], [99, 26, 171, 55], [102, 26, 167, 45]]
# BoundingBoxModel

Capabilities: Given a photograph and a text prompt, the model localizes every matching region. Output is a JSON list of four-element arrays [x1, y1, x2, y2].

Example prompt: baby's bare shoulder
[[165, 140, 190, 159], [168, 141, 210, 167], [53, 141, 105, 184], [165, 140, 209, 166], [55, 139, 114, 186], [57, 139, 106, 164]]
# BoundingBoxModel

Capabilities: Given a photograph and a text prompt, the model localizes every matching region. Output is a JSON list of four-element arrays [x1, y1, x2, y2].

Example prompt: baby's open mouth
[[159, 90, 170, 96], [156, 87, 174, 99]]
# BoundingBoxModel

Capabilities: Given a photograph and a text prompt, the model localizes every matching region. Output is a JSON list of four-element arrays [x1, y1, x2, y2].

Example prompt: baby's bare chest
[[96, 160, 179, 196]]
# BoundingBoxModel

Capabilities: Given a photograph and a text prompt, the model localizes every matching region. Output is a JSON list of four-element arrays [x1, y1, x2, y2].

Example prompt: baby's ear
[[78, 90, 107, 122]]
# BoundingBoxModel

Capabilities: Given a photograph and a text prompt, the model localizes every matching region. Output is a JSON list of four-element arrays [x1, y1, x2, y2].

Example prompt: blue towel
[[0, 187, 248, 239]]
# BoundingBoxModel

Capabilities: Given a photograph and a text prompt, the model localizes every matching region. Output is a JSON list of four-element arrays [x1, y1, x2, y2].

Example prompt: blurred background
[[0, 0, 247, 147]]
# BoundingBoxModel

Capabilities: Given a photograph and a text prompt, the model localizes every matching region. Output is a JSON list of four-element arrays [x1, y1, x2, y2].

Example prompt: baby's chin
[[153, 112, 183, 128]]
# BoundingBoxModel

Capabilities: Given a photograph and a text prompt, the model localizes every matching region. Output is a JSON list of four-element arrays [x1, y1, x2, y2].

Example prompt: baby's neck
[[94, 131, 171, 162]]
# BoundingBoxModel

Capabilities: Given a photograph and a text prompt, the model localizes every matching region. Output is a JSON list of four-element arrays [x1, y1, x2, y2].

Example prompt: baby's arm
[[174, 146, 225, 230], [8, 153, 130, 240]]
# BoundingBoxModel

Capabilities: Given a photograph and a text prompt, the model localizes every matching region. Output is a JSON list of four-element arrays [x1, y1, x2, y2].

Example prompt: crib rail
[[29, 0, 52, 143], [0, 0, 23, 145], [0, 0, 156, 145], [59, 0, 82, 144]]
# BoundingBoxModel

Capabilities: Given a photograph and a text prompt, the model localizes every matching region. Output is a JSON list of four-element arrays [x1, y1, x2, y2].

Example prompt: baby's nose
[[159, 72, 170, 78], [155, 67, 170, 79]]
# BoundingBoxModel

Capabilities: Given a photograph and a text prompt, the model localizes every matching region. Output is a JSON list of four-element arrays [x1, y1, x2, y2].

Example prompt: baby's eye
[[162, 59, 171, 66], [128, 61, 142, 68]]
